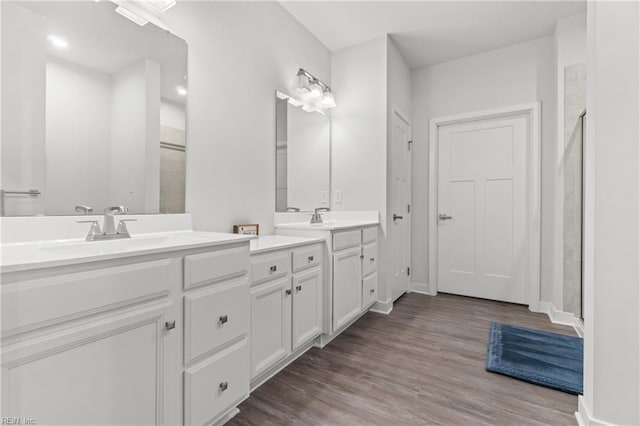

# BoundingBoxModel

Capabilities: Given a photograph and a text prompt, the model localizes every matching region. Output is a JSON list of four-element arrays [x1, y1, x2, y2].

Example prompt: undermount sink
[[38, 235, 173, 256]]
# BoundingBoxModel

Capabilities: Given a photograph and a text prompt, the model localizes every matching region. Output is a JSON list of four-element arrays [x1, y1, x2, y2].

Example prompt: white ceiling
[[279, 1, 586, 69], [18, 1, 187, 104]]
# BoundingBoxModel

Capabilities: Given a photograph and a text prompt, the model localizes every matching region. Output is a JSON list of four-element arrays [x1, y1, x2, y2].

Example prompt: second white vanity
[[274, 212, 380, 345]]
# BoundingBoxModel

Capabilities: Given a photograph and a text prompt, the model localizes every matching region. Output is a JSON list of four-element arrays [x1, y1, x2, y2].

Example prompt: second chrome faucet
[[78, 206, 136, 241]]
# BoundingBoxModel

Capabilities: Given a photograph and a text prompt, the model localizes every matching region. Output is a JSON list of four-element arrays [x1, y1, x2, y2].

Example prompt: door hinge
[[407, 267, 411, 276], [408, 140, 413, 151], [407, 204, 411, 214]]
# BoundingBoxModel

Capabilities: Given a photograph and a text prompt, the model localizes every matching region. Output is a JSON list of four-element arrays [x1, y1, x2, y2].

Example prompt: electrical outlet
[[335, 190, 342, 204], [321, 190, 328, 203]]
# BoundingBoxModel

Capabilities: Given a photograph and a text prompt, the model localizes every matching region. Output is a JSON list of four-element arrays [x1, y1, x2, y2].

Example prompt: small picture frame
[[233, 224, 260, 235]]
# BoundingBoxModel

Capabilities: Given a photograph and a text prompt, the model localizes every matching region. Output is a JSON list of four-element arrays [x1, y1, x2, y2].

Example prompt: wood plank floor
[[230, 293, 579, 426]]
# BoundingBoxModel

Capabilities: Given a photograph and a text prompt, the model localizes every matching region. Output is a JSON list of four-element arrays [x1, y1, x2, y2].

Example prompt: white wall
[[110, 59, 160, 213], [331, 36, 387, 218], [554, 14, 586, 312], [580, 2, 640, 424], [160, 99, 186, 131], [410, 37, 557, 303], [0, 2, 46, 215], [163, 2, 331, 234], [45, 58, 112, 215]]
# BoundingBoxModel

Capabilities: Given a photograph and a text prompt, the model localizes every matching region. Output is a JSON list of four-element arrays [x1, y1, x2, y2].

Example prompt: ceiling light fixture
[[115, 6, 149, 26], [47, 35, 68, 49], [290, 68, 336, 109]]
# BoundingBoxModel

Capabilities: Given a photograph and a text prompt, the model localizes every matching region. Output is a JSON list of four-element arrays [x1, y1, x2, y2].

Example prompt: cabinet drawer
[[363, 273, 378, 308], [184, 245, 249, 290], [251, 251, 290, 285], [362, 242, 378, 277], [184, 277, 249, 364], [291, 244, 322, 273], [2, 258, 178, 335], [362, 227, 378, 244], [184, 339, 249, 426], [332, 230, 362, 252]]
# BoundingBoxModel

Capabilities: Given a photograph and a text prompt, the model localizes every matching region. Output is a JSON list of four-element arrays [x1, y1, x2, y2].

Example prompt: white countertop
[[250, 235, 324, 254], [1, 231, 255, 274], [274, 220, 379, 231]]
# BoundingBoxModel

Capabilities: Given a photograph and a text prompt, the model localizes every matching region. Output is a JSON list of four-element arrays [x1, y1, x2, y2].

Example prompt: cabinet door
[[332, 246, 363, 330], [2, 305, 172, 425], [250, 278, 292, 379], [292, 267, 323, 350]]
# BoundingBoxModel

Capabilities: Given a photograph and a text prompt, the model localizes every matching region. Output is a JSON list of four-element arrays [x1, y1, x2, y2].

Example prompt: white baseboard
[[369, 298, 393, 315], [576, 396, 616, 426], [409, 282, 436, 296], [538, 301, 583, 336]]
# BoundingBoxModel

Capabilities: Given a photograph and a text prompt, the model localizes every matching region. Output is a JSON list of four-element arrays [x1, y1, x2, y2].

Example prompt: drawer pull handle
[[270, 265, 277, 272], [370, 289, 375, 294], [370, 257, 375, 262], [219, 315, 229, 325], [219, 381, 229, 392], [165, 320, 176, 331], [285, 289, 292, 296], [296, 285, 302, 292], [308, 255, 314, 262]]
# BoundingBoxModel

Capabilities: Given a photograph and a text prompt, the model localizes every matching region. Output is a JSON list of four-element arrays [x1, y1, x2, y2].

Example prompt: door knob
[[439, 214, 453, 220], [393, 214, 403, 221]]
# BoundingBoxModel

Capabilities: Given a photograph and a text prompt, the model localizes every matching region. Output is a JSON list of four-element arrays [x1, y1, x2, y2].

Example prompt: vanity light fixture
[[115, 5, 149, 26], [47, 35, 68, 49], [176, 86, 187, 96], [290, 68, 336, 109]]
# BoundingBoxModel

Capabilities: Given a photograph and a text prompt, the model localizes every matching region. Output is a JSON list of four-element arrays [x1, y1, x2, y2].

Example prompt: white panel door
[[390, 111, 412, 301], [249, 278, 291, 379], [437, 116, 527, 303], [332, 246, 362, 330], [292, 267, 322, 350]]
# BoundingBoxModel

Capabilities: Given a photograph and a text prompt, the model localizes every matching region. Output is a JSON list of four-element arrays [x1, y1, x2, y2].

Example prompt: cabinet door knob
[[296, 285, 302, 292], [370, 289, 375, 294], [360, 254, 364, 259], [308, 255, 314, 262], [370, 257, 375, 262], [270, 265, 277, 272], [219, 315, 229, 325], [285, 289, 292, 296], [219, 381, 229, 392], [165, 320, 176, 331]]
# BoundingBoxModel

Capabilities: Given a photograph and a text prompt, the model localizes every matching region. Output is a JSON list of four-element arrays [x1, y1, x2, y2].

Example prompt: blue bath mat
[[486, 322, 583, 395]]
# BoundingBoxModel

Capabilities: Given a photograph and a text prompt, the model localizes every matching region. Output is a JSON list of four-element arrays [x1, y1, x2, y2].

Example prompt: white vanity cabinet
[[276, 223, 379, 341], [249, 242, 323, 383], [1, 238, 252, 426], [1, 258, 183, 426]]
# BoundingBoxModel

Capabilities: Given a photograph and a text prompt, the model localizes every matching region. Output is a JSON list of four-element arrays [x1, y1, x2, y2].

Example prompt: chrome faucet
[[310, 207, 330, 224], [77, 205, 136, 241], [75, 205, 93, 215]]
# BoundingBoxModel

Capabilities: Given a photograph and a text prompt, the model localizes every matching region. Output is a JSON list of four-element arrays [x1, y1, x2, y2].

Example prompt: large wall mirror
[[1, 1, 187, 216], [275, 93, 330, 212]]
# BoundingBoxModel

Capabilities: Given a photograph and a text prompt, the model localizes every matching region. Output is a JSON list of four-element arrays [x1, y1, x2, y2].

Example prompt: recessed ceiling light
[[115, 6, 148, 26], [176, 86, 187, 96], [47, 35, 68, 49]]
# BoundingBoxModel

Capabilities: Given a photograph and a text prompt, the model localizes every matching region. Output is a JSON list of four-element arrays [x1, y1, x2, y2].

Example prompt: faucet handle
[[77, 220, 103, 240], [116, 219, 136, 236]]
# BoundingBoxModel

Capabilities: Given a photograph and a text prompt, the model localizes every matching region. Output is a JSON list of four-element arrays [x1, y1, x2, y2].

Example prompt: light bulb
[[308, 80, 323, 100], [317, 89, 336, 109]]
